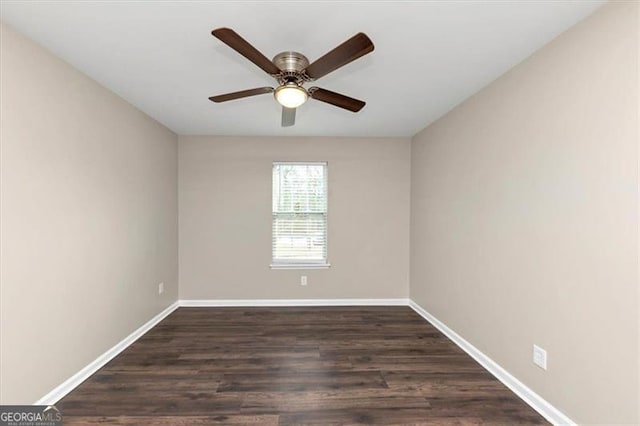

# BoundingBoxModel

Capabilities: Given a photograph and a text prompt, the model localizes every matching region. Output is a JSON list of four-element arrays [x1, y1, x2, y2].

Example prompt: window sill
[[270, 263, 331, 270]]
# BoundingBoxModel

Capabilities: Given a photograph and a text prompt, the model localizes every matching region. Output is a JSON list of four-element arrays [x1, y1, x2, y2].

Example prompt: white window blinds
[[272, 162, 328, 266]]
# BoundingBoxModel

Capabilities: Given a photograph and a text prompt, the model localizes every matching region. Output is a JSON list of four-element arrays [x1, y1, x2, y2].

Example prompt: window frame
[[270, 161, 330, 270]]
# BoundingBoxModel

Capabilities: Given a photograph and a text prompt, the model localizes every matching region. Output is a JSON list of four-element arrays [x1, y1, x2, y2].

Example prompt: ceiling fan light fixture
[[209, 28, 374, 126], [274, 84, 308, 108]]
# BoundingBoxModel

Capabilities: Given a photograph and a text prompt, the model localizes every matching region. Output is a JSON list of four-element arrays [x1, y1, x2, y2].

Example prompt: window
[[272, 162, 328, 268]]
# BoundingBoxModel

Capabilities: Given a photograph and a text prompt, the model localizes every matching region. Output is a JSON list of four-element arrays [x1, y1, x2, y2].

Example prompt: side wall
[[0, 24, 179, 403], [637, 1, 640, 418], [179, 136, 411, 300], [410, 2, 638, 424]]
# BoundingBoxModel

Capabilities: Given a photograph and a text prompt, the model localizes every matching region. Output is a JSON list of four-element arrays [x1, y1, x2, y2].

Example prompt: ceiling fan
[[208, 28, 374, 127]]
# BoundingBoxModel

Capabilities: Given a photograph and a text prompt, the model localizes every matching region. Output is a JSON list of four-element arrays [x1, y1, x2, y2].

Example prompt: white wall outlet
[[533, 344, 547, 370], [300, 275, 308, 286], [158, 282, 164, 295]]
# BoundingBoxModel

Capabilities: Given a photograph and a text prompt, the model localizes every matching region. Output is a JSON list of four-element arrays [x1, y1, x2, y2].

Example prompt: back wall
[[179, 136, 410, 300]]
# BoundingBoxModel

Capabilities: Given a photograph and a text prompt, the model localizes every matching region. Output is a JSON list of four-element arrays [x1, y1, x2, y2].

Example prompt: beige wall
[[0, 24, 179, 404], [637, 2, 640, 418], [410, 2, 638, 424], [179, 136, 410, 300]]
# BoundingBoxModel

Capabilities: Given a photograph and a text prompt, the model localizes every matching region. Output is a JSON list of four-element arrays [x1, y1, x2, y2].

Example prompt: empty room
[[0, 1, 638, 425]]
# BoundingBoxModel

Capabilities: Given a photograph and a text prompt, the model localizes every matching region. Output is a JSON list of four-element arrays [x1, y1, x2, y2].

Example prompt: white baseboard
[[34, 301, 180, 405], [408, 300, 575, 426], [179, 298, 409, 307]]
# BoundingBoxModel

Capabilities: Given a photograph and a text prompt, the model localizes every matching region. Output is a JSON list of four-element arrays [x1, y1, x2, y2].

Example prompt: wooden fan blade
[[309, 87, 365, 112], [304, 33, 374, 80], [281, 107, 296, 127], [209, 87, 274, 103], [211, 28, 281, 75]]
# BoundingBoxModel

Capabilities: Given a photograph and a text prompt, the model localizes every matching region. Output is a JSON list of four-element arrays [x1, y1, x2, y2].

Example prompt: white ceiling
[[1, 1, 605, 137]]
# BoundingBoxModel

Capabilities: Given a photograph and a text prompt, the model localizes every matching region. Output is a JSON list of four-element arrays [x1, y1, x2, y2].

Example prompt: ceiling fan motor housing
[[273, 51, 309, 73], [272, 51, 311, 84]]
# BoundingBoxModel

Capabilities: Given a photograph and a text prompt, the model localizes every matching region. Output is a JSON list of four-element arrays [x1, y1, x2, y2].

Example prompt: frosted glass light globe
[[274, 84, 308, 108]]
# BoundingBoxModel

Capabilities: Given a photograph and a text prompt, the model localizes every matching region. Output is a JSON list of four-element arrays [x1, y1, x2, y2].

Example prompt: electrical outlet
[[533, 344, 547, 370], [158, 282, 164, 295], [300, 275, 308, 286]]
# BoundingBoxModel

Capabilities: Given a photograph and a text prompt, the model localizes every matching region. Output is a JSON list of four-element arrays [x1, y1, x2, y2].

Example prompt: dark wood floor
[[58, 306, 547, 425]]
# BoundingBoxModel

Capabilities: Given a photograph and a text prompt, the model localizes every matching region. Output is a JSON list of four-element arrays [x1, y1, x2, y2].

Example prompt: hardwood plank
[[63, 415, 279, 425], [60, 391, 241, 416], [238, 389, 431, 412], [217, 371, 387, 393], [349, 354, 486, 373], [383, 371, 507, 396], [278, 408, 483, 425]]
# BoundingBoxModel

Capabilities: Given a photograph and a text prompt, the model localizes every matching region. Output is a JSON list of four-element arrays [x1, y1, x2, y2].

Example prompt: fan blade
[[304, 33, 374, 80], [309, 87, 365, 112], [281, 107, 296, 127], [212, 28, 281, 75], [209, 87, 274, 103]]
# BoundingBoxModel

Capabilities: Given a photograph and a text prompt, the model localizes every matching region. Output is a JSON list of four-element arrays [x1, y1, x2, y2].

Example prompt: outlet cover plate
[[533, 344, 547, 370]]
